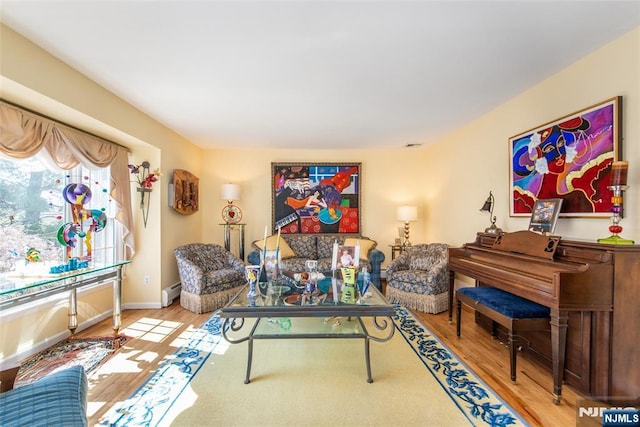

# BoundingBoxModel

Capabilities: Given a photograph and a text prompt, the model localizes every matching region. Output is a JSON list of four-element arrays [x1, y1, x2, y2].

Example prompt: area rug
[[15, 335, 129, 388], [100, 305, 528, 427]]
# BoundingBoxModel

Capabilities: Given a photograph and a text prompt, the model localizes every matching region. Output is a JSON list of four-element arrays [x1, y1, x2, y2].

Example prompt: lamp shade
[[221, 183, 240, 202], [397, 205, 418, 222], [479, 191, 494, 213], [479, 198, 492, 212]]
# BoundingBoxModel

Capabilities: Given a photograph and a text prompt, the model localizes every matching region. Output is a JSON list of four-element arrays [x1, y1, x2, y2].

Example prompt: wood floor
[[76, 299, 580, 426]]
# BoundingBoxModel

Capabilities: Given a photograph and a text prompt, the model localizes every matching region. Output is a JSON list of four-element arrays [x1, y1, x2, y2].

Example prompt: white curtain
[[0, 100, 135, 259]]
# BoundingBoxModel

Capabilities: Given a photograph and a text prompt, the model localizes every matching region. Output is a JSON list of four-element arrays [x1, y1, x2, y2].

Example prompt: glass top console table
[[219, 282, 395, 384], [0, 261, 131, 335]]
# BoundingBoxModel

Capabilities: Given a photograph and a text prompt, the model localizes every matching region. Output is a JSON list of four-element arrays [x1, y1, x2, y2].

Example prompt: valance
[[0, 100, 135, 259]]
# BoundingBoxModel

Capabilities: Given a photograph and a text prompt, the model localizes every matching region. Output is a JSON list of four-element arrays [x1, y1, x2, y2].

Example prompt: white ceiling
[[1, 1, 639, 150]]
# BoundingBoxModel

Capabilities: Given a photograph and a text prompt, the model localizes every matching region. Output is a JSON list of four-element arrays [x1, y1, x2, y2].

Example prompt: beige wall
[[204, 27, 640, 253], [1, 23, 638, 368], [201, 148, 428, 254], [0, 25, 203, 368], [424, 27, 639, 247]]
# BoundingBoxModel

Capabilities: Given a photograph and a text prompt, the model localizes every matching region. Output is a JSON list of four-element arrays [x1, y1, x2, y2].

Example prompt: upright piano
[[449, 231, 640, 404]]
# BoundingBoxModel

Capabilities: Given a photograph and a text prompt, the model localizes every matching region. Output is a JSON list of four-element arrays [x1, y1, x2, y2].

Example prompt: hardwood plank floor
[[413, 307, 580, 427], [77, 300, 579, 426]]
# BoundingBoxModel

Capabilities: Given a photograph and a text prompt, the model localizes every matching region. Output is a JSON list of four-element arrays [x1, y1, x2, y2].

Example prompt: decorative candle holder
[[598, 185, 634, 245]]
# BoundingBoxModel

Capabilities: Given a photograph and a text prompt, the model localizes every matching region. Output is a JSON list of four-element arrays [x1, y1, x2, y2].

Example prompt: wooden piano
[[448, 230, 640, 404]]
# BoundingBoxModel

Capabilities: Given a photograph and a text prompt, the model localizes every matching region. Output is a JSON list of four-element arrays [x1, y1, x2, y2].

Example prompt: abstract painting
[[272, 163, 361, 234], [509, 97, 621, 217]]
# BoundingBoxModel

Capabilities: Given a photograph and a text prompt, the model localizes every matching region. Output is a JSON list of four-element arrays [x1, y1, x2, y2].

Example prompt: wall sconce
[[397, 205, 417, 247], [129, 160, 159, 228], [479, 191, 502, 234], [221, 183, 242, 224]]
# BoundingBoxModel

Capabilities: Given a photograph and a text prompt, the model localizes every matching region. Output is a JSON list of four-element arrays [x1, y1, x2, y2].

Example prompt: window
[[0, 155, 122, 273]]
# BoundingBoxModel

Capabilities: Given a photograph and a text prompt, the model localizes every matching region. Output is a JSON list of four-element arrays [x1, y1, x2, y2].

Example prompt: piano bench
[[455, 286, 550, 383]]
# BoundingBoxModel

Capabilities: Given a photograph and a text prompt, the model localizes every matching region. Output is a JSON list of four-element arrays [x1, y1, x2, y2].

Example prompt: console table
[[0, 261, 131, 335]]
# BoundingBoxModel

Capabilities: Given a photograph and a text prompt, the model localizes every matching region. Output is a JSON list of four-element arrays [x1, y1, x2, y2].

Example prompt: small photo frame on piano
[[528, 198, 562, 235]]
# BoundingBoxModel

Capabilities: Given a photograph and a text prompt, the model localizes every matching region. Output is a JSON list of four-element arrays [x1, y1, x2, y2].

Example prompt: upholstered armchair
[[385, 243, 449, 314], [174, 243, 246, 314]]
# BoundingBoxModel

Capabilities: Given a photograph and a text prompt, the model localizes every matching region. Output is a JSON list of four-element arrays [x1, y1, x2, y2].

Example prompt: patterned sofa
[[0, 365, 88, 427], [174, 243, 246, 314], [385, 243, 449, 313], [247, 234, 385, 290]]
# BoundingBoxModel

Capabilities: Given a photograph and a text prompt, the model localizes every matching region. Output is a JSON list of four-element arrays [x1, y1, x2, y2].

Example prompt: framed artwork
[[528, 198, 562, 235], [272, 162, 361, 234], [509, 96, 622, 217], [171, 169, 199, 215]]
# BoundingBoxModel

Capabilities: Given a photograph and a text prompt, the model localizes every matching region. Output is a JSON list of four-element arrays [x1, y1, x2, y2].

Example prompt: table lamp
[[221, 183, 242, 224], [397, 205, 417, 247], [479, 191, 502, 234]]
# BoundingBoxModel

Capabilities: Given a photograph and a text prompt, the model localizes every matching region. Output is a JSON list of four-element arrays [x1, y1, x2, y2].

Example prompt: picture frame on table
[[331, 244, 360, 270], [260, 250, 280, 277], [528, 199, 563, 235], [509, 96, 621, 217]]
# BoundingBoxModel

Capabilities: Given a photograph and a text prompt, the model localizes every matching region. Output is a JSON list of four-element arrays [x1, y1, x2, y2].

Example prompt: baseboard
[[123, 302, 163, 310]]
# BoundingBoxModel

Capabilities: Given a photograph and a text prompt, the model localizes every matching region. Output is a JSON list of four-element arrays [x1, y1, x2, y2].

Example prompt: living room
[[1, 3, 639, 426]]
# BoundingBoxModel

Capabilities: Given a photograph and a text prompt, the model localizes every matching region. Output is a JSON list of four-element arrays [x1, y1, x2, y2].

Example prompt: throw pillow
[[286, 235, 317, 260], [344, 237, 377, 259], [253, 235, 296, 259]]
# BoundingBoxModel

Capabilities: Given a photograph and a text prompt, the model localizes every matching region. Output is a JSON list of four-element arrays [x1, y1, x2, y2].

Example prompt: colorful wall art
[[509, 97, 621, 217], [272, 163, 361, 234]]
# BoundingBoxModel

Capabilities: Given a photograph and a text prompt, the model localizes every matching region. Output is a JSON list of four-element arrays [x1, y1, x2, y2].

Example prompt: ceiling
[[1, 1, 639, 150]]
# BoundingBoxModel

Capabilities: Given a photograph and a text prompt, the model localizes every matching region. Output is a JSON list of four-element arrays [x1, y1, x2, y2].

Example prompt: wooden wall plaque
[[172, 169, 199, 215]]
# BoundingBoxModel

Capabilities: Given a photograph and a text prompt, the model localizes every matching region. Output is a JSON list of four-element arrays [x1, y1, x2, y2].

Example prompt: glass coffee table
[[219, 280, 395, 384]]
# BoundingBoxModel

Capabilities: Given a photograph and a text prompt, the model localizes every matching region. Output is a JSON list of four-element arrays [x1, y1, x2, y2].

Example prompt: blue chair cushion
[[0, 365, 88, 427], [457, 287, 550, 319]]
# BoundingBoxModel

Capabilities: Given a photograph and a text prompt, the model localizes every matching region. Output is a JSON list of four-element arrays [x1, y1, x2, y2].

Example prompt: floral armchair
[[174, 243, 246, 314], [385, 243, 449, 314]]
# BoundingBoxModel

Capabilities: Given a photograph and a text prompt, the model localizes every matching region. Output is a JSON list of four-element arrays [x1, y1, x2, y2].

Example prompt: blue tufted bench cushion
[[0, 365, 88, 427], [457, 286, 550, 318], [456, 286, 551, 385]]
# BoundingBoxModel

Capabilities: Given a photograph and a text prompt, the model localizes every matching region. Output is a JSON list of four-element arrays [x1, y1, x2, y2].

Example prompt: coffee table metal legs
[[245, 336, 253, 384], [223, 316, 394, 384], [359, 316, 395, 383]]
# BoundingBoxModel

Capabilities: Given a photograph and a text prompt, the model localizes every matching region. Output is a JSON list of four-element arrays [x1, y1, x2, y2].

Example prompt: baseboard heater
[[161, 283, 182, 307]]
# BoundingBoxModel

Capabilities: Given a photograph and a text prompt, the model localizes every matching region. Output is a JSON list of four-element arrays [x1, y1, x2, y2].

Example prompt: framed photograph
[[528, 199, 563, 235], [509, 96, 622, 217], [272, 162, 361, 234], [331, 244, 360, 270]]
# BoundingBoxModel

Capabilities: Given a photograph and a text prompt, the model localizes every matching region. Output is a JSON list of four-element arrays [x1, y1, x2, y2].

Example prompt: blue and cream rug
[[100, 304, 527, 426]]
